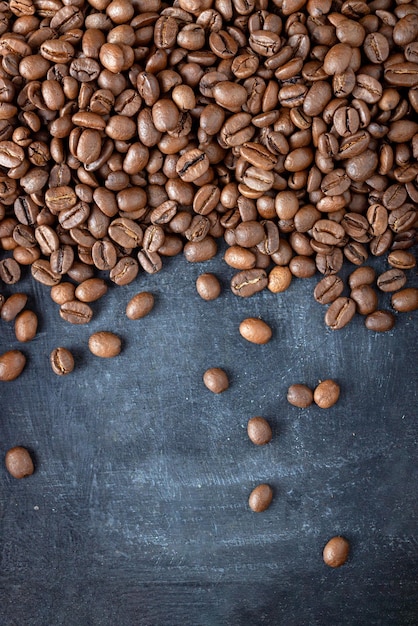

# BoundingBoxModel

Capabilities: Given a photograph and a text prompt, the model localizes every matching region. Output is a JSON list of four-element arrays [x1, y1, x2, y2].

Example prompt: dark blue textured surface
[[1, 244, 417, 626]]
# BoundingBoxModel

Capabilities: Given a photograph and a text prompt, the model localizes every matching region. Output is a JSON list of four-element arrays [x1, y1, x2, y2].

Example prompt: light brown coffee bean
[[391, 288, 418, 313], [50, 282, 76, 305], [268, 266, 292, 293], [325, 297, 356, 330], [247, 417, 272, 446], [50, 347, 75, 376], [323, 536, 350, 568], [126, 292, 155, 320], [5, 446, 34, 479], [60, 300, 93, 325], [239, 317, 272, 344], [231, 269, 268, 297], [88, 331, 122, 358], [248, 484, 273, 512], [1, 293, 27, 322], [314, 275, 344, 305], [203, 367, 229, 394], [287, 384, 314, 408], [14, 310, 38, 342], [387, 250, 416, 270], [75, 278, 108, 303], [365, 310, 396, 333], [0, 350, 26, 381], [314, 379, 340, 409]]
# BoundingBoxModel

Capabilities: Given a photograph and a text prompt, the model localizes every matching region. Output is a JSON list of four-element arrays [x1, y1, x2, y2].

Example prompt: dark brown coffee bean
[[109, 257, 139, 286], [92, 240, 117, 271], [314, 379, 340, 409], [323, 536, 350, 568], [391, 288, 418, 313], [50, 347, 74, 376], [0, 258, 21, 284], [5, 446, 34, 479], [1, 292, 27, 322], [231, 268, 268, 297], [60, 300, 93, 324], [350, 285, 378, 316], [248, 484, 273, 513], [348, 266, 376, 290], [325, 297, 356, 330], [377, 270, 407, 293], [247, 417, 272, 446], [314, 275, 344, 305], [387, 250, 416, 270], [176, 148, 210, 182], [196, 273, 221, 301], [239, 317, 272, 345], [203, 367, 229, 394], [287, 384, 313, 408], [365, 310, 396, 333], [88, 331, 121, 358], [137, 249, 163, 274], [126, 292, 155, 320], [14, 310, 37, 342], [183, 237, 217, 263]]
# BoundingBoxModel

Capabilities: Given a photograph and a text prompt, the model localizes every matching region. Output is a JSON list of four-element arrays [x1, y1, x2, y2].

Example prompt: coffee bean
[[50, 283, 76, 305], [350, 285, 378, 316], [1, 292, 27, 322], [247, 417, 272, 446], [314, 379, 340, 409], [387, 250, 416, 271], [60, 300, 93, 325], [365, 310, 396, 333], [314, 275, 344, 305], [126, 292, 155, 320], [323, 536, 350, 568], [348, 266, 376, 290], [5, 446, 34, 479], [377, 270, 407, 293], [50, 347, 75, 376], [0, 349, 26, 381], [287, 384, 313, 408], [268, 266, 292, 293], [196, 273, 221, 301], [248, 484, 273, 513], [239, 317, 272, 345], [88, 331, 122, 358], [231, 269, 268, 297], [203, 367, 229, 394], [391, 288, 418, 313], [0, 258, 21, 284], [325, 297, 356, 330], [75, 278, 108, 303], [14, 310, 38, 342]]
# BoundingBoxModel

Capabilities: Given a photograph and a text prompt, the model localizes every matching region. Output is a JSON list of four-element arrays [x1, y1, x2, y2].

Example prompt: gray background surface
[[1, 243, 417, 625]]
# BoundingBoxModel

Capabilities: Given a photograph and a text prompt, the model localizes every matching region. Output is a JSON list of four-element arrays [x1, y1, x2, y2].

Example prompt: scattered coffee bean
[[365, 310, 396, 333], [248, 484, 273, 513], [325, 298, 356, 330], [5, 446, 34, 479], [314, 379, 340, 409], [1, 293, 28, 322], [391, 288, 418, 313], [247, 417, 272, 446], [50, 347, 75, 376], [126, 292, 155, 320], [14, 310, 38, 342], [287, 384, 314, 409], [196, 273, 221, 301], [239, 318, 272, 345], [203, 368, 229, 394], [0, 350, 26, 381], [88, 331, 122, 358], [323, 536, 350, 568]]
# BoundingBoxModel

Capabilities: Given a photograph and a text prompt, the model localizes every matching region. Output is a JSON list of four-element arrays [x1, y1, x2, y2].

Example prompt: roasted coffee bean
[[248, 484, 273, 513], [60, 300, 93, 325], [287, 384, 314, 409], [365, 310, 396, 333], [50, 347, 75, 376], [350, 285, 378, 316], [239, 317, 272, 345], [14, 310, 37, 342], [247, 417, 272, 446], [75, 278, 108, 303], [1, 292, 27, 322], [203, 367, 229, 394], [387, 250, 416, 270], [391, 289, 418, 313], [50, 283, 76, 305], [377, 270, 407, 293], [183, 237, 217, 263], [348, 266, 376, 290], [110, 257, 139, 286], [31, 260, 61, 286], [325, 297, 356, 330], [176, 148, 209, 182], [231, 269, 268, 297], [323, 536, 350, 568], [0, 258, 21, 284], [88, 331, 121, 358], [196, 273, 221, 301], [314, 275, 344, 305], [314, 379, 340, 409], [268, 266, 292, 293], [126, 292, 155, 320], [5, 446, 34, 479], [0, 349, 26, 381]]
